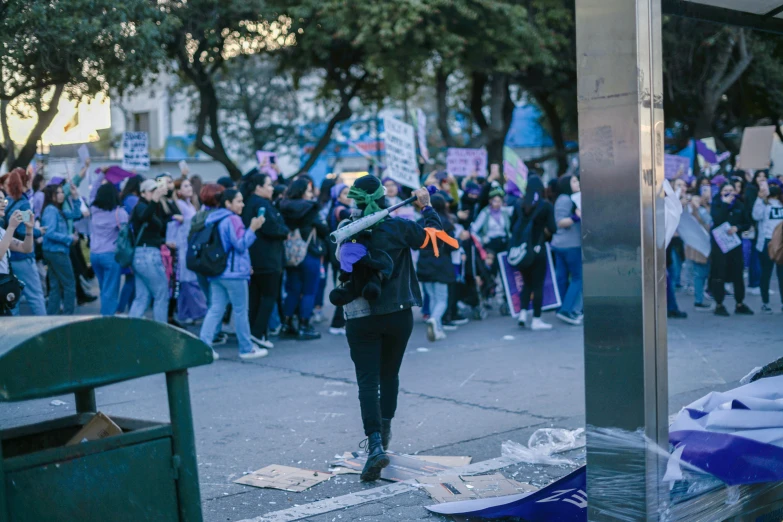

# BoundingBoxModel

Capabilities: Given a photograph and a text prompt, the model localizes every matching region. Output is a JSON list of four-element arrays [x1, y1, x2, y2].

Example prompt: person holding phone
[[710, 183, 753, 317], [241, 173, 289, 348], [0, 190, 35, 316], [752, 182, 783, 313]]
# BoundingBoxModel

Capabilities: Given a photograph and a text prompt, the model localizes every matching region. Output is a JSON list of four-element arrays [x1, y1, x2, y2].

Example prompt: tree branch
[[12, 84, 65, 169], [470, 72, 489, 131], [436, 68, 458, 148], [715, 29, 753, 96]]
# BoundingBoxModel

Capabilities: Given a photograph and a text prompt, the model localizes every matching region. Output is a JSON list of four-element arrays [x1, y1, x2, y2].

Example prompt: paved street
[[2, 289, 781, 522]]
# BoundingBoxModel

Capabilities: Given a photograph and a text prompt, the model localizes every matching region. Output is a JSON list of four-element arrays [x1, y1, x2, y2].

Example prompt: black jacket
[[417, 213, 457, 284], [711, 196, 750, 233], [278, 199, 328, 243], [511, 200, 557, 249], [131, 200, 165, 248], [243, 194, 289, 274], [344, 207, 442, 319]]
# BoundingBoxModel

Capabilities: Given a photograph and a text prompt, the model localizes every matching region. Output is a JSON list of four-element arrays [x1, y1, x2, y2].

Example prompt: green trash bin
[[0, 316, 214, 522]]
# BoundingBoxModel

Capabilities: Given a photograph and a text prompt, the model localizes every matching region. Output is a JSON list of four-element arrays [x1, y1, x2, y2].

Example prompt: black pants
[[759, 240, 783, 305], [710, 240, 745, 306], [346, 309, 414, 436], [249, 272, 282, 338], [520, 251, 547, 318], [70, 241, 90, 302], [458, 277, 481, 308]]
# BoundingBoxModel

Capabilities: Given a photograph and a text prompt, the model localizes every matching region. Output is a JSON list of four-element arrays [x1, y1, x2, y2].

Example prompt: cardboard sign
[[664, 154, 690, 180], [330, 451, 452, 482], [77, 144, 90, 167], [498, 246, 562, 317], [416, 109, 430, 163], [383, 116, 420, 189], [66, 412, 122, 446], [712, 222, 742, 254], [122, 131, 150, 171], [738, 126, 776, 170], [447, 148, 488, 178], [417, 474, 535, 504], [256, 150, 279, 180], [234, 465, 332, 492]]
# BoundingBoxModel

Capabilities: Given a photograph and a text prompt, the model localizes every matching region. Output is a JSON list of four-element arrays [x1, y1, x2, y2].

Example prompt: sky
[[6, 94, 111, 147]]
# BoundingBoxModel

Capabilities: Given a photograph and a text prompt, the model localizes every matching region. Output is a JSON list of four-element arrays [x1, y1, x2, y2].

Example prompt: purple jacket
[[205, 209, 256, 280]]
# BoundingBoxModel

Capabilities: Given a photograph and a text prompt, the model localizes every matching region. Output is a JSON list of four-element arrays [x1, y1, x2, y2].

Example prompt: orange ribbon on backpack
[[420, 227, 459, 258]]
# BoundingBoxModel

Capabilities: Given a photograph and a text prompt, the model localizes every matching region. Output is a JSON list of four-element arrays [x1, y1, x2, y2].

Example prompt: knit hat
[[140, 179, 158, 193]]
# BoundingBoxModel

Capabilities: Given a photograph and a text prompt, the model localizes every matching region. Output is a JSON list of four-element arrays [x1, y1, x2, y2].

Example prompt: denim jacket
[[206, 209, 256, 280], [343, 207, 442, 320], [42, 201, 81, 254]]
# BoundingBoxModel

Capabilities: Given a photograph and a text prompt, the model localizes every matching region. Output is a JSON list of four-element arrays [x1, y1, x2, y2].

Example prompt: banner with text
[[447, 148, 488, 178], [664, 154, 690, 180], [499, 246, 562, 316], [383, 116, 420, 189], [256, 151, 279, 180], [122, 131, 150, 172]]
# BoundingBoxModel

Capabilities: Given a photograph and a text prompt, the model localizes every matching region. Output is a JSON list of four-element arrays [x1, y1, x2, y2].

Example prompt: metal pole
[[166, 370, 203, 522], [74, 389, 97, 413], [576, 0, 668, 519]]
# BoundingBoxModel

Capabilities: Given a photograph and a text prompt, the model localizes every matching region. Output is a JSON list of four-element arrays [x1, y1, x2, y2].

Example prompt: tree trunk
[[534, 92, 568, 175], [12, 85, 65, 170], [193, 80, 242, 180], [1, 100, 14, 168], [470, 74, 514, 168], [435, 69, 458, 147], [297, 103, 352, 176]]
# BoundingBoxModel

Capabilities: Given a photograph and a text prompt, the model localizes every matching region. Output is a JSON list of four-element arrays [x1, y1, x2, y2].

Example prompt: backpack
[[115, 222, 146, 268], [186, 215, 231, 276], [507, 204, 545, 269], [284, 228, 315, 267], [769, 221, 783, 265]]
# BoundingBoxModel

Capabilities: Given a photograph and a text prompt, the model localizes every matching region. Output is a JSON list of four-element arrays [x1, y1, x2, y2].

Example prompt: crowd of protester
[[2, 156, 782, 355]]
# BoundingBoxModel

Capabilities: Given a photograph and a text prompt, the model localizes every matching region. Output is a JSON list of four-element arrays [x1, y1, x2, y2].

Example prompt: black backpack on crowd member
[[186, 215, 231, 276], [507, 203, 545, 270]]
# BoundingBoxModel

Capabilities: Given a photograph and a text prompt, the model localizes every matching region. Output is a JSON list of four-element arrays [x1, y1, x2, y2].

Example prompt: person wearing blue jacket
[[199, 188, 267, 360], [41, 183, 83, 315]]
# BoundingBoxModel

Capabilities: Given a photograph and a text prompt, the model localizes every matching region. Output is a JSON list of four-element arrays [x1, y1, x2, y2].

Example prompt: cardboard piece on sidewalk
[[329, 451, 454, 481], [234, 465, 332, 492], [66, 412, 123, 446], [415, 456, 473, 467], [417, 473, 536, 504]]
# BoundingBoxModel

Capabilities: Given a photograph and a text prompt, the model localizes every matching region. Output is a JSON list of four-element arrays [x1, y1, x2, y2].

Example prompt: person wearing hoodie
[[551, 175, 583, 326], [417, 193, 459, 341], [4, 167, 47, 316], [173, 177, 207, 324], [510, 175, 557, 331], [278, 177, 329, 340], [242, 173, 289, 348], [711, 183, 753, 317], [199, 188, 267, 360], [752, 183, 783, 313], [340, 177, 442, 482]]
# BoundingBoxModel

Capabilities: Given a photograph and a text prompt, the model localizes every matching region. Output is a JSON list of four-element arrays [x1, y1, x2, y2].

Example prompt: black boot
[[381, 419, 392, 451], [297, 319, 321, 341], [281, 316, 297, 337], [360, 432, 389, 482]]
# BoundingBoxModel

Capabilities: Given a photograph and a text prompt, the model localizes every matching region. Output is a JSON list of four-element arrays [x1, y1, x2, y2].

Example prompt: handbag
[[284, 228, 315, 267], [0, 252, 24, 315]]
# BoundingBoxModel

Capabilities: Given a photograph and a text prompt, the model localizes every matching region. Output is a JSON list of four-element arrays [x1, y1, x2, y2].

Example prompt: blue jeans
[[43, 250, 76, 315], [692, 261, 710, 305], [200, 278, 254, 353], [117, 272, 135, 313], [129, 247, 168, 323], [91, 252, 122, 316], [283, 254, 321, 320], [421, 282, 448, 327], [553, 246, 583, 316], [10, 257, 47, 316], [670, 248, 683, 288], [667, 271, 680, 312]]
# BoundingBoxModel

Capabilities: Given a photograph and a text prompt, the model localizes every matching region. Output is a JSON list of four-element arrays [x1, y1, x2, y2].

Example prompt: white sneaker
[[426, 318, 437, 342], [434, 328, 447, 341], [329, 327, 346, 335], [312, 310, 324, 323], [518, 310, 528, 328], [211, 349, 220, 361], [748, 287, 761, 296], [250, 335, 274, 349], [531, 317, 553, 331], [239, 346, 269, 360]]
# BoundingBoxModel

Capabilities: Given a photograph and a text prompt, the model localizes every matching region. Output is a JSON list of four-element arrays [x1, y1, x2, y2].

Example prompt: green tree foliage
[[0, 0, 168, 167]]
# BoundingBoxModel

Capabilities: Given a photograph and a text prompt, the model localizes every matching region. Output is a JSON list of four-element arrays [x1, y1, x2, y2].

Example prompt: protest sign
[[416, 109, 430, 163], [77, 144, 90, 167], [712, 222, 742, 254], [738, 126, 776, 170], [499, 246, 561, 317], [447, 148, 488, 178], [122, 131, 150, 171], [664, 154, 690, 180], [677, 211, 711, 258], [504, 146, 528, 192], [256, 151, 279, 180], [383, 116, 420, 189]]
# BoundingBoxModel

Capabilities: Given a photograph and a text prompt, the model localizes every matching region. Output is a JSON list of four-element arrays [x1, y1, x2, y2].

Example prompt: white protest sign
[[77, 144, 90, 167], [738, 126, 776, 170], [382, 116, 420, 189], [416, 109, 430, 163], [712, 222, 742, 254], [447, 148, 488, 178], [122, 131, 150, 171]]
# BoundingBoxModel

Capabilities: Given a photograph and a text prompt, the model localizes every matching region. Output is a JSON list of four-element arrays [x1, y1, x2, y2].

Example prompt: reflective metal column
[[576, 0, 668, 519]]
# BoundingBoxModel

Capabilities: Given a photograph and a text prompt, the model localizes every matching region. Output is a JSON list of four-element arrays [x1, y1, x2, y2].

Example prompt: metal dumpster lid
[[0, 317, 214, 402]]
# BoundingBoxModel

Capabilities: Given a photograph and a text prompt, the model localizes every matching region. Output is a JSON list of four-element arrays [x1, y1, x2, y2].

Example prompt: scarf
[[348, 184, 385, 217]]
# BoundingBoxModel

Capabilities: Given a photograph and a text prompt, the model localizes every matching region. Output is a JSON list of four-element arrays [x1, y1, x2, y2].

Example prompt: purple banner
[[498, 245, 562, 317], [664, 154, 690, 180]]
